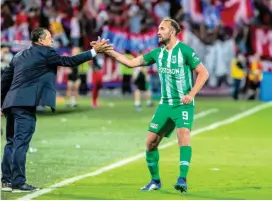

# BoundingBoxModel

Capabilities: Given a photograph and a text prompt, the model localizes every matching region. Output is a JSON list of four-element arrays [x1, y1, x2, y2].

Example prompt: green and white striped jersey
[[143, 41, 201, 106]]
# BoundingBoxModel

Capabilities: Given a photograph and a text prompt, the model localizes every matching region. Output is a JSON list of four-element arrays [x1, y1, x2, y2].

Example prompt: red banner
[[220, 0, 254, 27], [251, 26, 272, 59]]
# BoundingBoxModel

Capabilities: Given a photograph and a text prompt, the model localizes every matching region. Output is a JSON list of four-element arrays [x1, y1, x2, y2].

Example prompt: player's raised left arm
[[189, 63, 209, 97]]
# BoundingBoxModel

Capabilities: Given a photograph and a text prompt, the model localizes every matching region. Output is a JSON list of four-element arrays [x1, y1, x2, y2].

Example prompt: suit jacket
[[1, 44, 94, 112]]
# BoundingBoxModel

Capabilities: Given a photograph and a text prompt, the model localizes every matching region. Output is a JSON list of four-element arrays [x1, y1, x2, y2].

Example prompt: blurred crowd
[[1, 0, 271, 47], [1, 0, 272, 101]]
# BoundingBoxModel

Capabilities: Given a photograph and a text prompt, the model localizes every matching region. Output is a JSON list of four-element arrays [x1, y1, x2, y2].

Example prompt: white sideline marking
[[18, 103, 271, 200]]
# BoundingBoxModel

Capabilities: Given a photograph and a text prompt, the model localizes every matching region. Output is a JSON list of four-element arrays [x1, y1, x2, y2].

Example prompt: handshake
[[90, 36, 113, 54]]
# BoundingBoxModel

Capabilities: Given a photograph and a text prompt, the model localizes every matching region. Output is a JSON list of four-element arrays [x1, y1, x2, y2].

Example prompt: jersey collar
[[164, 40, 180, 52]]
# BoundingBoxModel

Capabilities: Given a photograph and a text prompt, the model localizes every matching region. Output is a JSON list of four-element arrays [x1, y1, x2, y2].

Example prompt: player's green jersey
[[143, 41, 201, 106]]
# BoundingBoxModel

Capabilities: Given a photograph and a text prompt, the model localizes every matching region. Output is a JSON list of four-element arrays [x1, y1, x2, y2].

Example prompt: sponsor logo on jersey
[[158, 67, 180, 75]]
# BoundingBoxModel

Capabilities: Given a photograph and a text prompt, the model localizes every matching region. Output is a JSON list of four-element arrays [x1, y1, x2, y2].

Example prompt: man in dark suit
[[1, 27, 112, 192]]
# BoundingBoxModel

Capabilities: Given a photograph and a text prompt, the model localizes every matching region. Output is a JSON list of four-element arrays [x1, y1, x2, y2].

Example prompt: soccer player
[[92, 18, 209, 193]]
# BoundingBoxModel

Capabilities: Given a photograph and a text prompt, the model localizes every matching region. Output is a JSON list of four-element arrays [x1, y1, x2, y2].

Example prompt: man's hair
[[31, 27, 48, 43], [162, 18, 181, 36]]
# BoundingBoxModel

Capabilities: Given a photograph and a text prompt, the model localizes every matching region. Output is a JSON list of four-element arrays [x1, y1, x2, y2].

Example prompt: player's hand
[[181, 95, 193, 104], [90, 36, 113, 53]]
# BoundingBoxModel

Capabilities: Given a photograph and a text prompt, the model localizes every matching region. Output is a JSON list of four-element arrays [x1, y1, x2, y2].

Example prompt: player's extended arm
[[189, 63, 209, 97], [106, 50, 147, 68]]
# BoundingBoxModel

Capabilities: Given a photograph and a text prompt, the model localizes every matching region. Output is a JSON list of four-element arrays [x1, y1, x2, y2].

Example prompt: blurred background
[[1, 0, 272, 106]]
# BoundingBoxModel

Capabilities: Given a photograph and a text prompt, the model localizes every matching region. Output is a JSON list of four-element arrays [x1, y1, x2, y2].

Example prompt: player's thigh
[[67, 81, 74, 90], [148, 104, 175, 138], [74, 79, 81, 89], [171, 105, 195, 131], [92, 72, 103, 88]]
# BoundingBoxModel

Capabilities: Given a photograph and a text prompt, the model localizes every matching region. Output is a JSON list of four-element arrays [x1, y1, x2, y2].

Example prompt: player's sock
[[65, 99, 70, 106], [146, 149, 160, 180], [179, 146, 192, 178], [71, 96, 76, 106], [146, 100, 152, 106], [135, 100, 141, 106]]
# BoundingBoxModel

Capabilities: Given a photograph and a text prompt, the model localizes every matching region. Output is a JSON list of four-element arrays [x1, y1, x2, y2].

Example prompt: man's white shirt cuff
[[91, 49, 97, 57]]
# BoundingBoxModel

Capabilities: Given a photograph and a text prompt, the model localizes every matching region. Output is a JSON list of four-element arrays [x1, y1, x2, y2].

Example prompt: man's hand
[[90, 36, 113, 53], [181, 95, 194, 104]]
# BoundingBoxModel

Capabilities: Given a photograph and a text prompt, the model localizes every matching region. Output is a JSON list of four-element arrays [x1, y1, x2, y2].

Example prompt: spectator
[[49, 15, 69, 47], [70, 8, 81, 47], [28, 8, 40, 33], [154, 0, 170, 21], [1, 3, 14, 31], [231, 52, 246, 100], [107, 0, 127, 29], [127, 0, 141, 33], [215, 26, 235, 87], [248, 53, 263, 100], [95, 3, 109, 33], [81, 13, 96, 50], [0, 45, 13, 75]]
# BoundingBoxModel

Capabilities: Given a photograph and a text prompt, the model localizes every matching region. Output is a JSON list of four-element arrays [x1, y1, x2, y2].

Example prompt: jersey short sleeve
[[143, 48, 159, 66], [185, 46, 201, 70]]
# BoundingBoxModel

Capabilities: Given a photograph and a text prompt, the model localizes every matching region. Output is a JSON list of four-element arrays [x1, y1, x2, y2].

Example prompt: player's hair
[[31, 27, 48, 44], [162, 18, 181, 36]]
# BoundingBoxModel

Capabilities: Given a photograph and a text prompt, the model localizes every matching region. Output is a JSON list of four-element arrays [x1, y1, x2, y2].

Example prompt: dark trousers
[[233, 79, 242, 100], [1, 107, 36, 187], [248, 81, 260, 100], [122, 74, 132, 95]]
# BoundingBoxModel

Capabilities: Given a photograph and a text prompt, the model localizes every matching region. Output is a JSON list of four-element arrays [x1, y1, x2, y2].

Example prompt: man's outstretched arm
[[106, 50, 148, 68]]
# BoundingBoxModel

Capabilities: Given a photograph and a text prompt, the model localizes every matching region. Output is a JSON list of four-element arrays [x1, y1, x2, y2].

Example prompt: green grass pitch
[[1, 97, 271, 200]]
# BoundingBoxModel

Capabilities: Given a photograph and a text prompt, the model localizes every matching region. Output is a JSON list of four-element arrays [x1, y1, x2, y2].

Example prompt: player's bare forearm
[[189, 64, 209, 97], [106, 50, 131, 66], [106, 50, 147, 68]]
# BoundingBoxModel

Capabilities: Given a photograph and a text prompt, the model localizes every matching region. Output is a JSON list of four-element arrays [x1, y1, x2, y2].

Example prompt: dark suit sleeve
[[46, 48, 93, 67], [1, 60, 15, 107]]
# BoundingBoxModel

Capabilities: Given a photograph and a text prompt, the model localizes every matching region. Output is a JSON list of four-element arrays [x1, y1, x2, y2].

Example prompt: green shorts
[[148, 104, 194, 138]]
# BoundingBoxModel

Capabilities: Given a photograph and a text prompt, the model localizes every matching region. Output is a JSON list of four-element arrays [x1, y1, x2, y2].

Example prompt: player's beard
[[158, 35, 170, 46]]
